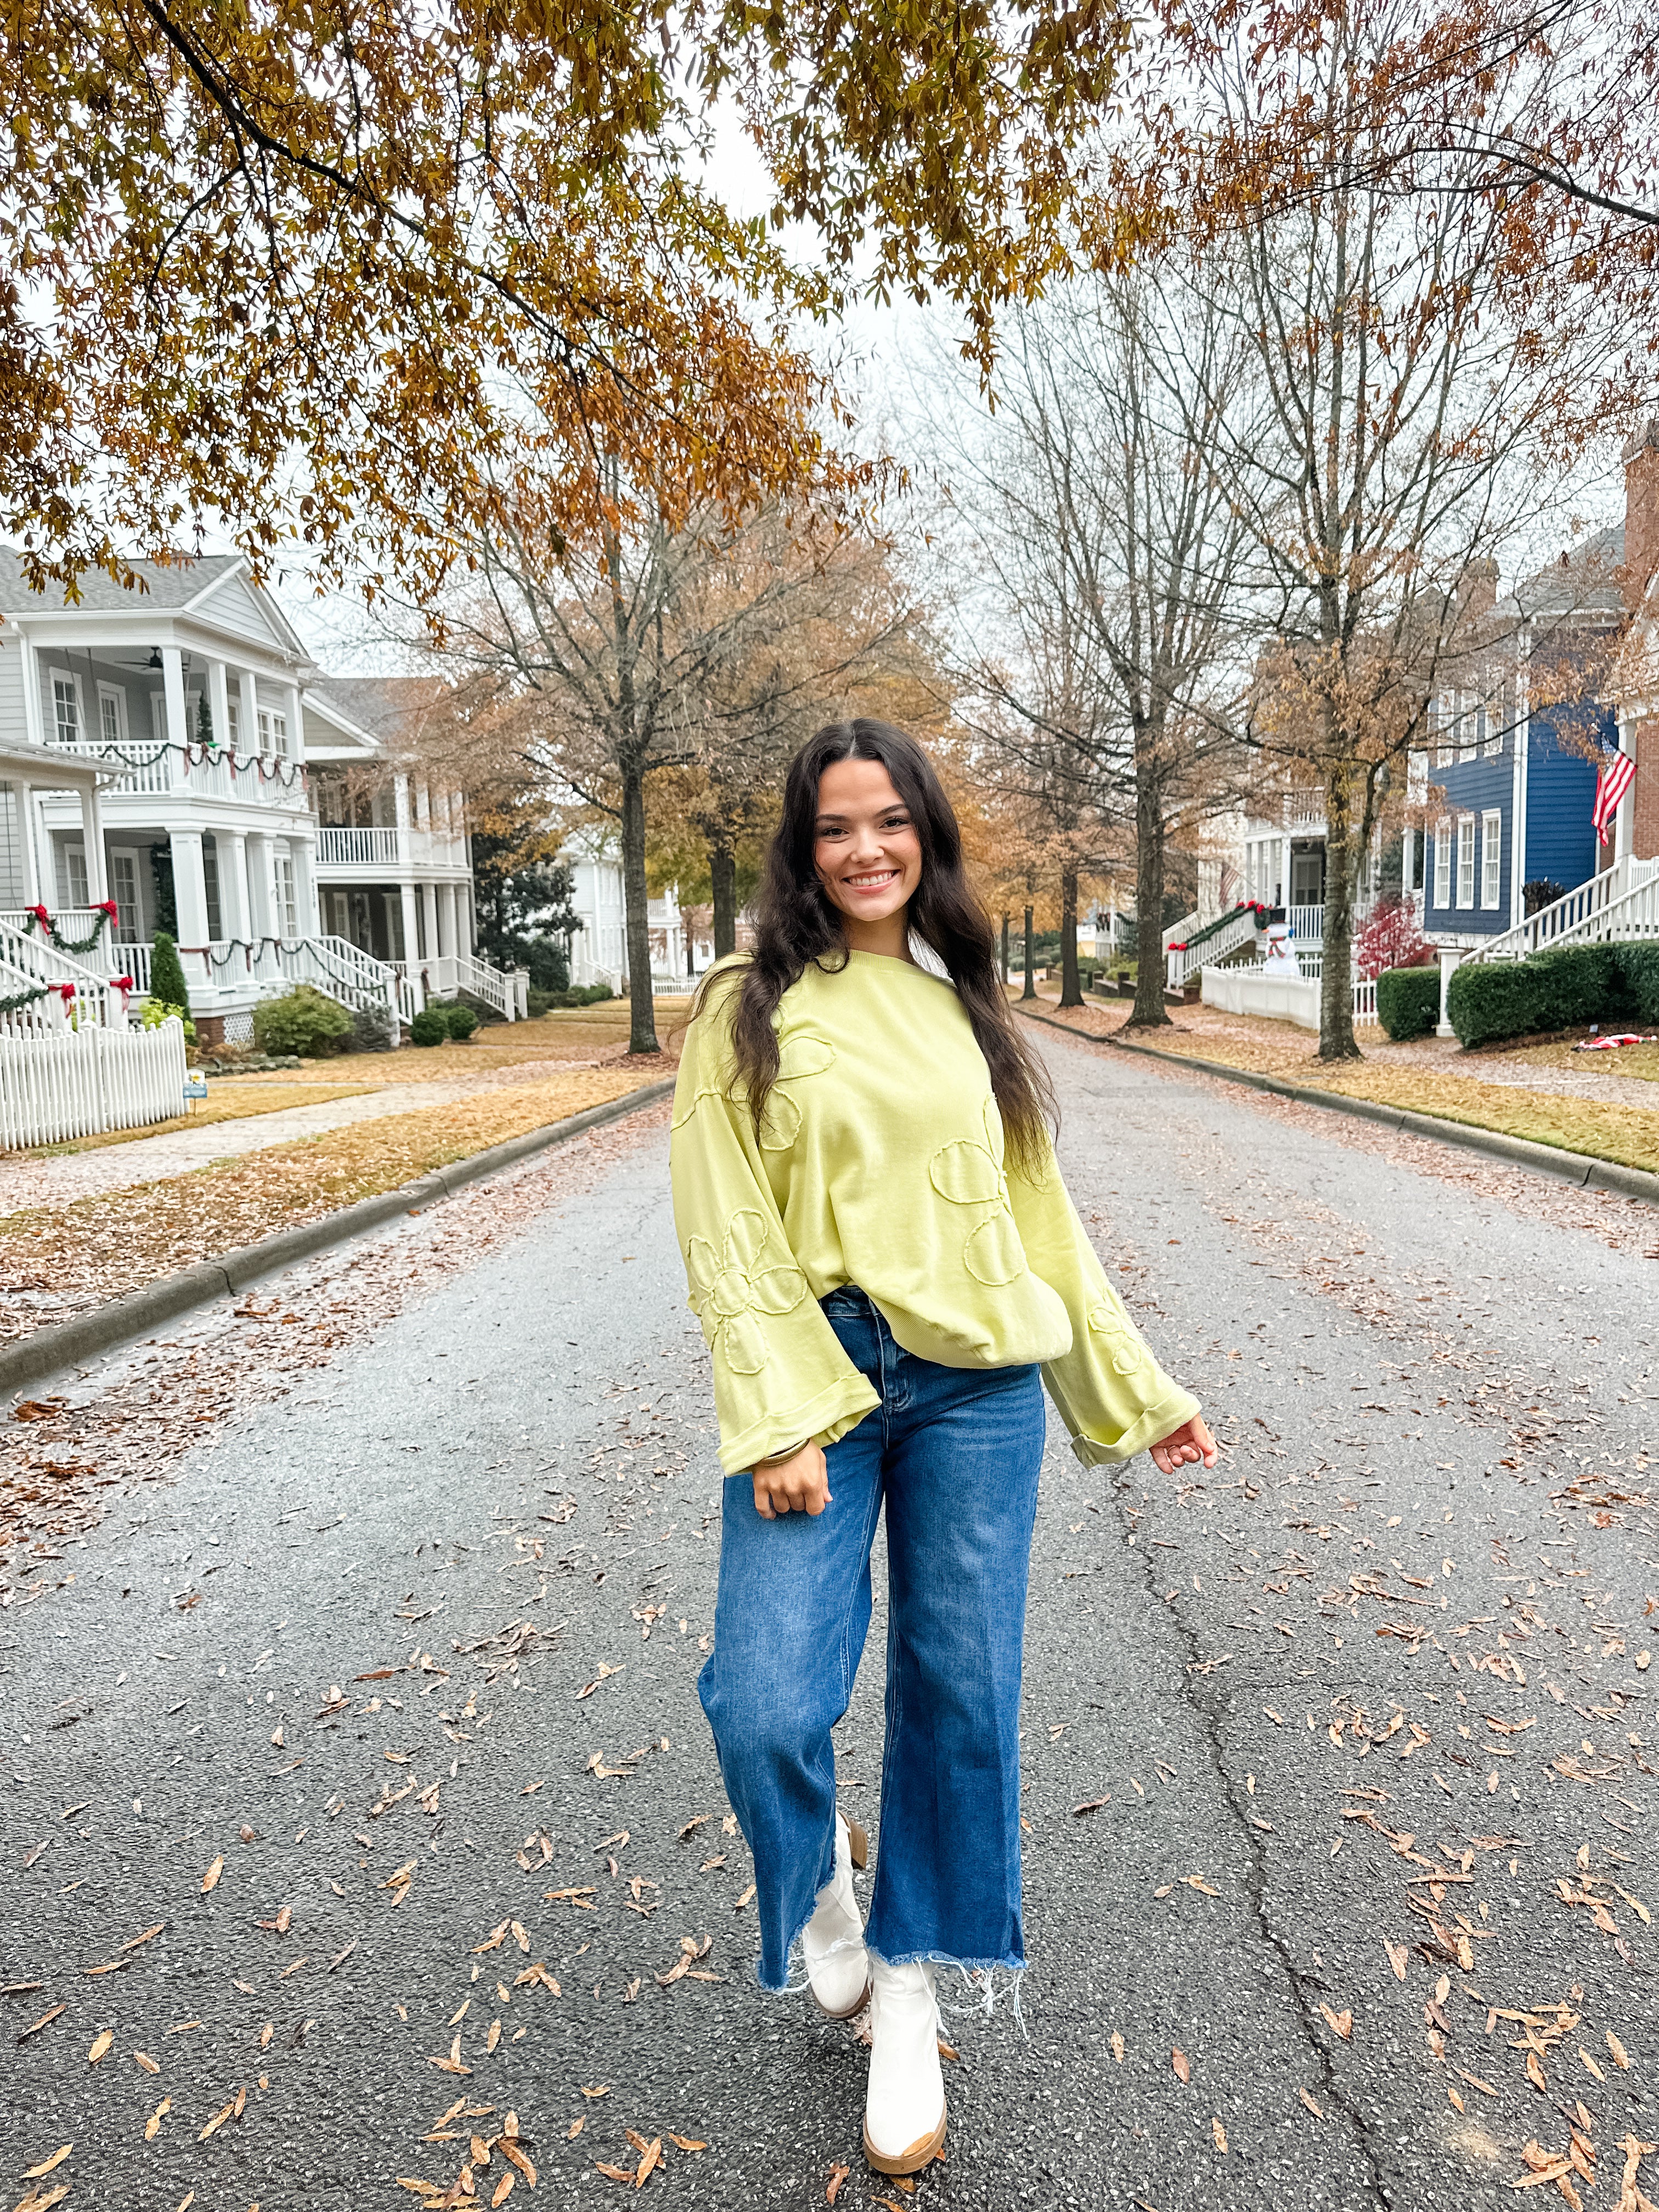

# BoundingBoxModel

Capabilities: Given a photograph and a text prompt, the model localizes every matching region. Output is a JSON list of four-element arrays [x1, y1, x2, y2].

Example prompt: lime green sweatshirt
[[669, 951, 1200, 1476]]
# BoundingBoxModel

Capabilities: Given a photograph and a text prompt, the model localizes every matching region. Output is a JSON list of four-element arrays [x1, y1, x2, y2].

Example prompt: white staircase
[[0, 919, 130, 1034], [1166, 906, 1266, 990], [1460, 855, 1659, 966]]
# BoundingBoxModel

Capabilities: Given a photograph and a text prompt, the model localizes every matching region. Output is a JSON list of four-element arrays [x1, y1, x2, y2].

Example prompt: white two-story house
[[0, 552, 516, 1041]]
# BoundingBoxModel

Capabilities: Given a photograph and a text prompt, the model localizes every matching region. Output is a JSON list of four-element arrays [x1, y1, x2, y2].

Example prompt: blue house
[[1420, 530, 1626, 949]]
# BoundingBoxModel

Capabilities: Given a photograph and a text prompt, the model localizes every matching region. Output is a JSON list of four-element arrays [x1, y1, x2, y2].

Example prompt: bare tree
[[929, 272, 1254, 1023], [1149, 0, 1625, 1058], [404, 481, 930, 1048]]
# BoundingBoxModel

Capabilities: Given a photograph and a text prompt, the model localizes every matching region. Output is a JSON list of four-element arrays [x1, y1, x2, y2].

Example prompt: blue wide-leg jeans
[[698, 1286, 1046, 1991]]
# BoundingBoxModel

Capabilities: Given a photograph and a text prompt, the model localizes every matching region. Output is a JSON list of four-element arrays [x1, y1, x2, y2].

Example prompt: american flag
[[1593, 752, 1635, 844]]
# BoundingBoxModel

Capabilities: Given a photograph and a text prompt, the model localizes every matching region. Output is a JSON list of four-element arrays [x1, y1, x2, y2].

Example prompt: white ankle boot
[[862, 1956, 947, 2175], [802, 1813, 869, 2019]]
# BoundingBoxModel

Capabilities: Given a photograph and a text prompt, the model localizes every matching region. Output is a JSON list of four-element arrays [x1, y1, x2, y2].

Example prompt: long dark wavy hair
[[706, 718, 1056, 1173]]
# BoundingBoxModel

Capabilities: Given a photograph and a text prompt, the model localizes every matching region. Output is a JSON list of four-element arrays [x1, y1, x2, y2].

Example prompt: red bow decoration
[[95, 899, 119, 918], [55, 983, 77, 1002], [27, 904, 49, 926], [111, 974, 134, 992]]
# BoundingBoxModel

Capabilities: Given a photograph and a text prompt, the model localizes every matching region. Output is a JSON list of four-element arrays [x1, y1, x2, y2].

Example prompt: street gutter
[[0, 1074, 678, 1400], [1018, 1006, 1659, 1210]]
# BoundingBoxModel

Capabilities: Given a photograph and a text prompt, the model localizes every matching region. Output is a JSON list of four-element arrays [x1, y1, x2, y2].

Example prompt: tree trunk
[[619, 759, 660, 1054], [1000, 912, 1009, 986], [1021, 905, 1036, 1000], [1129, 757, 1171, 1028], [1318, 760, 1363, 1062], [709, 840, 738, 961], [1059, 866, 1082, 1007]]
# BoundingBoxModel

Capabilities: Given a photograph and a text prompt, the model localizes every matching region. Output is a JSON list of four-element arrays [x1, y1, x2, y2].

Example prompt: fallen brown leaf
[[201, 1855, 223, 1894], [1319, 2005, 1354, 2041], [1212, 2118, 1228, 2153], [1172, 2048, 1191, 2084], [826, 2164, 850, 2203], [21, 2148, 71, 2180]]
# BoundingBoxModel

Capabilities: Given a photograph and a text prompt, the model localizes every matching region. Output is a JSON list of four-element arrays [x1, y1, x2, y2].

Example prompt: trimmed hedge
[[1445, 942, 1640, 1049], [1376, 965, 1442, 1041], [409, 1007, 448, 1046]]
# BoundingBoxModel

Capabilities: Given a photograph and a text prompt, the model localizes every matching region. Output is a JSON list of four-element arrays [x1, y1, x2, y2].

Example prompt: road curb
[[1019, 1007, 1659, 1210], [0, 1075, 678, 1400]]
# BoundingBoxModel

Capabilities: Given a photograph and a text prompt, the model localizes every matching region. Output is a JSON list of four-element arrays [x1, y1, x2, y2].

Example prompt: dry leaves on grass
[[0, 1066, 651, 1342]]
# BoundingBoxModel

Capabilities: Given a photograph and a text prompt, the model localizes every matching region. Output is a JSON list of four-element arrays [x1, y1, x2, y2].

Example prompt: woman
[[669, 719, 1214, 2175]]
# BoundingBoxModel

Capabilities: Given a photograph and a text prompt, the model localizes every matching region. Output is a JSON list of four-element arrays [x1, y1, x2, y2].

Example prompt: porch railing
[[395, 950, 523, 1020], [313, 825, 471, 871], [1457, 854, 1659, 965], [0, 919, 129, 1028], [41, 740, 306, 807]]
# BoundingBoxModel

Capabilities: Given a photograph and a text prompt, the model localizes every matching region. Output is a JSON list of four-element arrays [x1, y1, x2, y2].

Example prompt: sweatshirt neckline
[[840, 948, 954, 988]]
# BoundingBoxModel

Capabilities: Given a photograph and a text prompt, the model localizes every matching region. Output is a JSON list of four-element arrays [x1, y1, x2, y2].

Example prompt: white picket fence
[[0, 1016, 188, 1149], [1201, 964, 1378, 1030]]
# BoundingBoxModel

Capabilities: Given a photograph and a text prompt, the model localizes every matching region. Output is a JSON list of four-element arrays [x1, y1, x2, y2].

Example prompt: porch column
[[79, 782, 109, 904], [18, 635, 46, 748], [437, 882, 456, 958], [161, 648, 190, 752], [17, 781, 40, 905], [285, 682, 304, 762], [208, 658, 232, 751], [170, 828, 212, 958], [420, 883, 438, 966], [241, 668, 261, 752], [221, 830, 250, 941], [245, 830, 274, 937], [399, 882, 420, 968], [1615, 733, 1635, 864], [1436, 947, 1460, 1040], [292, 833, 319, 936], [1280, 833, 1291, 909]]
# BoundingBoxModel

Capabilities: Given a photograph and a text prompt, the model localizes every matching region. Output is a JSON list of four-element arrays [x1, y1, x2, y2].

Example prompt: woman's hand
[[1150, 1413, 1218, 1476], [751, 1439, 831, 1520]]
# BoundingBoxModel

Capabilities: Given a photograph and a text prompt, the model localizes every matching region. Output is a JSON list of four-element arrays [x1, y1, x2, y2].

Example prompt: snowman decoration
[[1262, 921, 1301, 977]]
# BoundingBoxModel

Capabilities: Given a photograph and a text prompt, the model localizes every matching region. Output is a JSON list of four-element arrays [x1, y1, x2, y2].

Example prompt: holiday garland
[[1167, 899, 1274, 955], [79, 736, 307, 790], [17, 899, 119, 955]]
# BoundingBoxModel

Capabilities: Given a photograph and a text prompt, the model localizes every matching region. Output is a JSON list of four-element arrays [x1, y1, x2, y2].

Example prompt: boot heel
[[847, 1818, 869, 1870]]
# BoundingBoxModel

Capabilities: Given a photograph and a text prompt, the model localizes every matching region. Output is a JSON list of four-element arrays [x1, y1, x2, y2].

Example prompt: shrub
[[409, 1007, 449, 1046], [1376, 965, 1442, 1041], [527, 936, 569, 994], [1616, 941, 1659, 1025], [149, 932, 191, 1020], [441, 1000, 480, 1040], [349, 1002, 396, 1053], [253, 984, 354, 1058], [1356, 896, 1434, 981], [140, 997, 196, 1045], [531, 983, 614, 1010], [1446, 943, 1634, 1049]]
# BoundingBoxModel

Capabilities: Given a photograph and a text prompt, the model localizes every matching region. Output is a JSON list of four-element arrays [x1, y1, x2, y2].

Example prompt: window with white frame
[[110, 851, 143, 942], [97, 683, 128, 746], [1481, 810, 1502, 907], [1431, 695, 1451, 768], [1457, 814, 1476, 907], [227, 699, 241, 749], [1482, 696, 1503, 758], [58, 842, 88, 909], [274, 853, 298, 936], [1433, 819, 1452, 907], [50, 672, 82, 745], [257, 706, 289, 757], [1457, 695, 1476, 762]]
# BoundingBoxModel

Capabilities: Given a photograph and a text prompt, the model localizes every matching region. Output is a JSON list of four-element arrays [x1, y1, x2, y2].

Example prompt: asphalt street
[[4, 1028, 1656, 2212]]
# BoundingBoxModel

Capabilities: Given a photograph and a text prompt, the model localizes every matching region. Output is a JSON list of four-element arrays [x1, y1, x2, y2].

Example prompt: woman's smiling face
[[813, 757, 923, 936]]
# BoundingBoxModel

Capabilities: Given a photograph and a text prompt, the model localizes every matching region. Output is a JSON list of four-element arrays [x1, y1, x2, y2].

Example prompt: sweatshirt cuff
[[1064, 1386, 1203, 1468], [717, 1372, 882, 1477]]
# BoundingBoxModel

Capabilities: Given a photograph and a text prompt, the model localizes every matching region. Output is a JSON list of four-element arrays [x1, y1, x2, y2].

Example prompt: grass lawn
[[1023, 999, 1659, 1174], [0, 1063, 665, 1331]]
